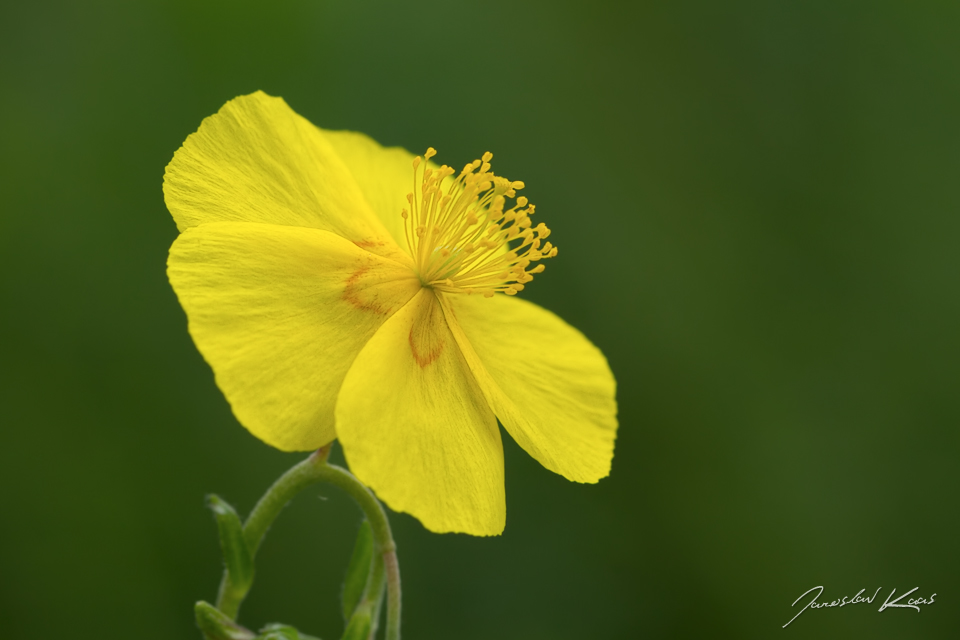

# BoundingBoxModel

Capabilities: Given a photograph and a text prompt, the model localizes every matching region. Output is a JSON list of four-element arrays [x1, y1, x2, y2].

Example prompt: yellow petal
[[163, 91, 409, 265], [336, 289, 506, 536], [167, 221, 420, 451], [324, 130, 415, 254], [441, 294, 617, 483]]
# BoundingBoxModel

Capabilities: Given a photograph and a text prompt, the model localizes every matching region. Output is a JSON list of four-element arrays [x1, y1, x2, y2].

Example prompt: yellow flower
[[164, 91, 617, 536]]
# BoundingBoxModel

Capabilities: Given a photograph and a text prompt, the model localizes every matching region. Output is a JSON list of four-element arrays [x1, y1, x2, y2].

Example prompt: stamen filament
[[401, 148, 556, 297]]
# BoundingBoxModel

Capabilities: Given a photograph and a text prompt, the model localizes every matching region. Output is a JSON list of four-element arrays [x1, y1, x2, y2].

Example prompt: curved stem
[[242, 446, 332, 558], [383, 549, 402, 640], [360, 548, 386, 639], [309, 463, 401, 640], [215, 448, 401, 640]]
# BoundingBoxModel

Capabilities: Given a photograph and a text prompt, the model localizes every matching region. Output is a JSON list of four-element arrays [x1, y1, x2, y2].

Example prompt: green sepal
[[256, 623, 322, 640], [341, 602, 373, 640], [341, 519, 374, 621], [207, 494, 255, 594], [195, 601, 256, 640]]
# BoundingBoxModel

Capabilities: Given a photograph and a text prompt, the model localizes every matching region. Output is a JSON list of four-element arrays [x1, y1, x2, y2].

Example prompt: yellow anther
[[402, 147, 557, 298]]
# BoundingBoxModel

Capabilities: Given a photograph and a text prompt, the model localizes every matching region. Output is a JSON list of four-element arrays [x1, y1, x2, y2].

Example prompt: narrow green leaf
[[207, 494, 255, 593], [341, 520, 373, 621], [195, 601, 256, 640], [259, 623, 299, 639], [257, 623, 323, 640], [341, 602, 373, 640]]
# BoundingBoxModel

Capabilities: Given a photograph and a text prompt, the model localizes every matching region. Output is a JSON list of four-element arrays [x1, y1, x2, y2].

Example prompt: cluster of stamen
[[401, 148, 557, 297]]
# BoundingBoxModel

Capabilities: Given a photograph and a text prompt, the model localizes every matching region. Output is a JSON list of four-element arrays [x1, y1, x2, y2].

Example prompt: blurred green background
[[2, 1, 958, 638]]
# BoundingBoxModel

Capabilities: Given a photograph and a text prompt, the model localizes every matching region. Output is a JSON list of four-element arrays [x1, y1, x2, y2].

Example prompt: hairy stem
[[215, 447, 401, 640]]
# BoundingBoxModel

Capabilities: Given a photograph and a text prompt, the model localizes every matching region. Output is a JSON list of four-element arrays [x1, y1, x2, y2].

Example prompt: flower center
[[401, 148, 557, 297]]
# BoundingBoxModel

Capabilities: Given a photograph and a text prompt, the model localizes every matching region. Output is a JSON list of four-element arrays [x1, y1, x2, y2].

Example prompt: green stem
[[311, 463, 401, 640], [361, 550, 386, 640], [241, 446, 332, 558], [383, 549, 402, 640], [215, 447, 401, 640]]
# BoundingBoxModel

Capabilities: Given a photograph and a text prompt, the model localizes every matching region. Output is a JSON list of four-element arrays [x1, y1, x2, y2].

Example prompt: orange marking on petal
[[407, 292, 445, 368], [408, 329, 444, 368], [353, 239, 386, 249], [342, 266, 391, 315]]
